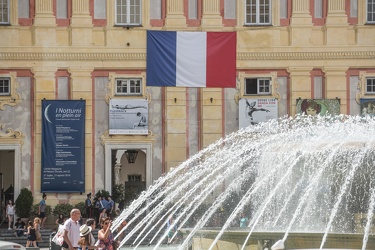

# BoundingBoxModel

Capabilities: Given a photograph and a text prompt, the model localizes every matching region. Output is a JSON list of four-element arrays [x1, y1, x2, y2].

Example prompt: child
[[26, 221, 37, 248]]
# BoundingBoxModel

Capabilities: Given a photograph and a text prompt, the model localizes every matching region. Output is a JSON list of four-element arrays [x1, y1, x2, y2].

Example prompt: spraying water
[[112, 115, 375, 249]]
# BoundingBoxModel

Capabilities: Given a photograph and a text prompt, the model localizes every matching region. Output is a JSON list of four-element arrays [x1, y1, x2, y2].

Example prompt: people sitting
[[14, 218, 26, 237]]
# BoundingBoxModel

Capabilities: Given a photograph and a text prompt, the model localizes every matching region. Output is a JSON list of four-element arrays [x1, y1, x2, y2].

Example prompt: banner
[[147, 30, 236, 88], [296, 99, 340, 116], [109, 99, 149, 135], [239, 98, 278, 128], [360, 99, 375, 117], [41, 100, 85, 193]]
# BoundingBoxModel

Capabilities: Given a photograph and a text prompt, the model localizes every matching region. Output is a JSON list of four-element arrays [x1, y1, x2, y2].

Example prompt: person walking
[[25, 221, 37, 248], [6, 199, 15, 230], [62, 208, 81, 250], [38, 193, 47, 229]]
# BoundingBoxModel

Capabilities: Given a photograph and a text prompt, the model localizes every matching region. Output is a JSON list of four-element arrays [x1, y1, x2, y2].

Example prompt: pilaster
[[201, 88, 222, 148], [323, 66, 349, 114], [165, 1, 187, 28], [33, 0, 56, 26], [165, 87, 187, 171], [33, 0, 57, 46], [288, 67, 313, 115], [71, 0, 93, 46], [68, 68, 93, 105], [325, 0, 350, 45], [290, 0, 313, 46], [201, 0, 222, 29]]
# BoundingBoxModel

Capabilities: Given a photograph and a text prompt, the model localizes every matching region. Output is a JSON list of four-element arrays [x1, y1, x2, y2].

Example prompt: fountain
[[111, 115, 375, 250]]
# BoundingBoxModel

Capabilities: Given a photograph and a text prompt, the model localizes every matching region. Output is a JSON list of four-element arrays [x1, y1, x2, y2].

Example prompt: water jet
[[113, 115, 375, 249]]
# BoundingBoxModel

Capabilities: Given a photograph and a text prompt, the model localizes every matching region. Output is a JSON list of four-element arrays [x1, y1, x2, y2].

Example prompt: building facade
[[0, 0, 374, 207]]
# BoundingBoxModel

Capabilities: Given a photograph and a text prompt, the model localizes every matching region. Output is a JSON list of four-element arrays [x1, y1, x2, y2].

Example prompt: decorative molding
[[236, 71, 280, 101], [271, 72, 281, 100], [1, 51, 374, 61], [0, 72, 21, 111], [0, 53, 146, 61], [106, 72, 149, 105], [237, 51, 375, 60], [0, 123, 24, 143], [356, 71, 375, 104], [100, 130, 156, 146]]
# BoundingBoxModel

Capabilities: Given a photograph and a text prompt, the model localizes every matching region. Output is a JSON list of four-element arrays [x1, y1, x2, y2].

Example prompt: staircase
[[0, 228, 54, 248], [0, 227, 169, 249]]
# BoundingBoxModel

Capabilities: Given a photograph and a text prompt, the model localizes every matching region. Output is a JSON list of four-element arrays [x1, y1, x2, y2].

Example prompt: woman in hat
[[78, 224, 97, 250]]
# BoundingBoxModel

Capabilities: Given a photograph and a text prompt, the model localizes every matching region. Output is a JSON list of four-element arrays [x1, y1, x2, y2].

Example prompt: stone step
[[0, 229, 54, 248]]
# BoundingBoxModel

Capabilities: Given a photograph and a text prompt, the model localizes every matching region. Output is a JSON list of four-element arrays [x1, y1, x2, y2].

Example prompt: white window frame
[[244, 0, 271, 25], [244, 77, 272, 95], [366, 77, 375, 94], [115, 0, 142, 26], [367, 0, 375, 23], [0, 0, 10, 24], [0, 77, 10, 95], [115, 78, 143, 96]]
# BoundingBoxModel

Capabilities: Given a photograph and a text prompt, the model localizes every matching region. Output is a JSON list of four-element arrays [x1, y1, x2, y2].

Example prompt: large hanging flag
[[147, 30, 236, 88]]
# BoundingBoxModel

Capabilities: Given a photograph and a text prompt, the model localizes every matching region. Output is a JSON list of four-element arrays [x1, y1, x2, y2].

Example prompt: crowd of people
[[3, 192, 123, 250]]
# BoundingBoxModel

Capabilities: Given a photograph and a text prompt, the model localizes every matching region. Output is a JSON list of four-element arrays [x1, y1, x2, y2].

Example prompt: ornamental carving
[[1, 51, 374, 61], [0, 123, 23, 139], [0, 72, 21, 111]]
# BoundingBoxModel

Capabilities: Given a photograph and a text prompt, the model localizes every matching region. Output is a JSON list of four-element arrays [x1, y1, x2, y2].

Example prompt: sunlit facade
[[0, 0, 374, 208]]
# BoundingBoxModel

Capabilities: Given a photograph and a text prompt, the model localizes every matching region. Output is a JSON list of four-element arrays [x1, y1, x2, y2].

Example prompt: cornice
[[237, 51, 375, 60], [0, 52, 146, 61], [0, 51, 374, 61]]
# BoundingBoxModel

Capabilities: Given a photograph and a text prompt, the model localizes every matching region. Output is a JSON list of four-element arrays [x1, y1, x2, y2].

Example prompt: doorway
[[112, 149, 147, 207], [0, 150, 15, 227], [104, 142, 153, 205]]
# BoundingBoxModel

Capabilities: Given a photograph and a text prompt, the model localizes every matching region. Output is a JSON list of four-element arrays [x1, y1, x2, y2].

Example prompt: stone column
[[33, 69, 56, 191], [165, 0, 186, 28], [290, 0, 313, 46], [323, 66, 349, 114], [34, 0, 55, 26], [325, 0, 350, 45], [201, 0, 222, 29], [71, 0, 93, 46], [114, 163, 122, 185], [33, 0, 57, 46], [288, 67, 313, 115]]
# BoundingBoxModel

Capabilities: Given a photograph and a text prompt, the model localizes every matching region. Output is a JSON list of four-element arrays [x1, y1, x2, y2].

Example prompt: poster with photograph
[[296, 99, 340, 116], [109, 99, 148, 135], [239, 98, 278, 128], [360, 99, 375, 117]]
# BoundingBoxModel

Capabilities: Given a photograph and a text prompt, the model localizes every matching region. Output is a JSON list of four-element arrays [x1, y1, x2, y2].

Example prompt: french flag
[[146, 30, 236, 88]]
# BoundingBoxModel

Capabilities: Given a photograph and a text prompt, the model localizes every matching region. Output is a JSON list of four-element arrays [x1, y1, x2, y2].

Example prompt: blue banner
[[41, 100, 85, 193]]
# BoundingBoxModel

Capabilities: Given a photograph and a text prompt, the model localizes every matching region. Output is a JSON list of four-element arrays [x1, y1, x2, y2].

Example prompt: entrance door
[[0, 150, 14, 226]]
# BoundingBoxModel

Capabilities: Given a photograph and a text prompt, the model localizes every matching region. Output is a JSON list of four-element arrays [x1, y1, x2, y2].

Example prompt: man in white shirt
[[62, 209, 81, 250]]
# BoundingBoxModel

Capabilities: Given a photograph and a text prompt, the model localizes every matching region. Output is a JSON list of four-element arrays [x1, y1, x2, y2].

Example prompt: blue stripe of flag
[[147, 31, 177, 87]]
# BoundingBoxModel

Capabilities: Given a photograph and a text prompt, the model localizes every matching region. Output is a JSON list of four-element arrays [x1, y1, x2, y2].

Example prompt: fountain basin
[[181, 229, 374, 249]]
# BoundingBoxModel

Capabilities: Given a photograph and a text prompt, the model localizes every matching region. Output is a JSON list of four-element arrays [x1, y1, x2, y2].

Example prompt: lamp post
[[125, 149, 138, 164]]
